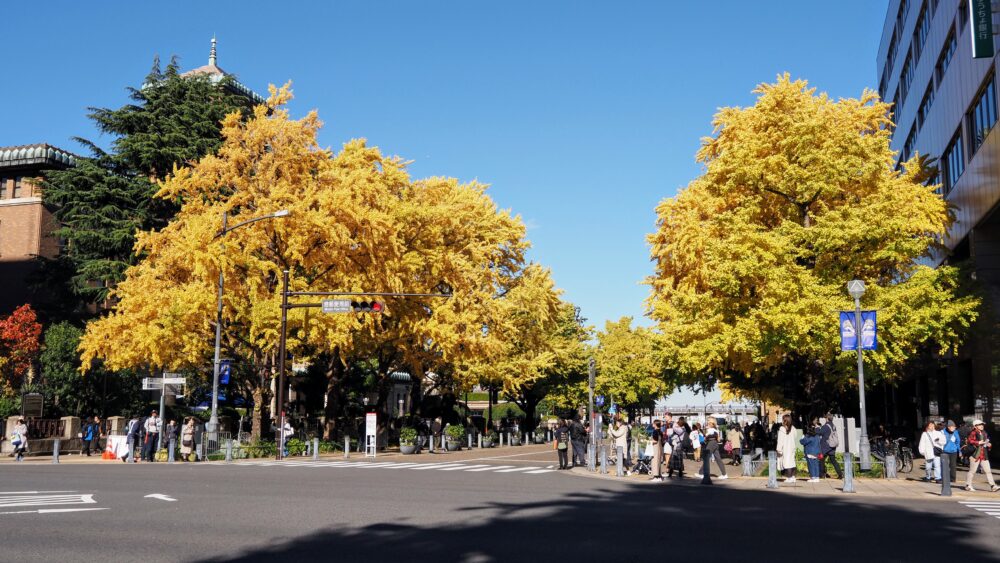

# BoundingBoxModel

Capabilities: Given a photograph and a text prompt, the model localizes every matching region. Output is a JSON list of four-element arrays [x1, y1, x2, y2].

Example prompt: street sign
[[322, 299, 352, 313], [588, 358, 596, 389], [970, 0, 994, 58], [365, 411, 377, 458], [21, 393, 43, 418], [596, 395, 605, 407], [143, 377, 186, 390]]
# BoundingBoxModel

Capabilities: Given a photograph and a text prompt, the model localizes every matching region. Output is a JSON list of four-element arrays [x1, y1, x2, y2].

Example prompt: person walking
[[10, 418, 28, 461], [142, 410, 161, 462], [650, 420, 664, 481], [608, 417, 628, 473], [918, 421, 942, 483], [776, 415, 798, 483], [941, 419, 961, 484], [701, 420, 728, 479], [91, 416, 103, 455], [800, 425, 822, 482], [123, 416, 141, 462], [554, 420, 570, 469], [818, 415, 843, 480], [726, 423, 742, 465], [690, 422, 702, 462], [180, 418, 196, 462], [569, 418, 587, 468], [964, 420, 999, 492]]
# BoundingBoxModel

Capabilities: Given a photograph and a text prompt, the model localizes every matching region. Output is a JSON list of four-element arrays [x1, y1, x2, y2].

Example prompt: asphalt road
[[0, 456, 998, 563]]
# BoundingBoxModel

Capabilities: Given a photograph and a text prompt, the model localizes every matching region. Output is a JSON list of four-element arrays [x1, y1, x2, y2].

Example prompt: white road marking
[[0, 494, 95, 509], [465, 465, 515, 472], [0, 508, 108, 515], [495, 467, 534, 473], [526, 469, 557, 474], [440, 465, 490, 471], [409, 463, 466, 471], [0, 491, 77, 495], [144, 494, 177, 502]]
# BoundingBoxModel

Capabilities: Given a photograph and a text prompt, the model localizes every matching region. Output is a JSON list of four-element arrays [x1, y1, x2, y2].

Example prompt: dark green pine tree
[[40, 56, 255, 311]]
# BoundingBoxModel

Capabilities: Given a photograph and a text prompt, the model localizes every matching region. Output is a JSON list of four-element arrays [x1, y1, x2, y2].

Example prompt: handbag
[[723, 440, 733, 454], [933, 446, 943, 456], [11, 434, 21, 447]]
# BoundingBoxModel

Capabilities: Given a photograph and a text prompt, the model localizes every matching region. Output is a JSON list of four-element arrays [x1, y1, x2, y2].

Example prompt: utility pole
[[588, 357, 596, 471], [847, 279, 872, 471]]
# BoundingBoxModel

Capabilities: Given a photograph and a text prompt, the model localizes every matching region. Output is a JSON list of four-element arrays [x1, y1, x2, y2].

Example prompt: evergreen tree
[[41, 56, 254, 308]]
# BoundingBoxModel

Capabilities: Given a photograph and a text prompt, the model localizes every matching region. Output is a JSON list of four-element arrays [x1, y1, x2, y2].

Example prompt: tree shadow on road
[[199, 480, 996, 562]]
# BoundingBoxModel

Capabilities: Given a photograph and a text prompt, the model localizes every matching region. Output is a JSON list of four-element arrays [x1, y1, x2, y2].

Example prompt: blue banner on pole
[[839, 311, 877, 351], [220, 360, 232, 385]]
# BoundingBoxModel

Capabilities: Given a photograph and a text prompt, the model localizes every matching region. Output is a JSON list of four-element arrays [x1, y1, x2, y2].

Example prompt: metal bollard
[[617, 446, 624, 477], [441, 434, 446, 450], [468, 433, 473, 449], [52, 439, 61, 464], [429, 433, 435, 453], [499, 433, 504, 448], [478, 434, 483, 448], [344, 436, 350, 459], [600, 445, 608, 475], [742, 454, 753, 477], [312, 438, 319, 461], [767, 451, 778, 489], [701, 450, 712, 484], [885, 454, 897, 479], [940, 454, 952, 497], [168, 437, 176, 463], [126, 437, 134, 463], [225, 439, 233, 463], [588, 444, 596, 472], [843, 452, 855, 493]]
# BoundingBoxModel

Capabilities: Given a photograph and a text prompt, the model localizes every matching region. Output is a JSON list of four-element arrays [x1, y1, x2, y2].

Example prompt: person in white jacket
[[775, 415, 798, 482], [917, 421, 943, 482], [608, 418, 629, 472]]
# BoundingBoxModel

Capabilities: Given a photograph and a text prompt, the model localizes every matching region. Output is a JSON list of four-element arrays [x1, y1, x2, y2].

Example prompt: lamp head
[[847, 279, 866, 300], [272, 209, 291, 218]]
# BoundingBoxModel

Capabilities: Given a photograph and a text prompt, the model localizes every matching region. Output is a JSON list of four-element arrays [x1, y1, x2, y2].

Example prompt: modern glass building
[[877, 0, 999, 431]]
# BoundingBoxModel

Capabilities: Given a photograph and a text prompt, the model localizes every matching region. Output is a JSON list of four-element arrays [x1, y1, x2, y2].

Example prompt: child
[[800, 426, 822, 483]]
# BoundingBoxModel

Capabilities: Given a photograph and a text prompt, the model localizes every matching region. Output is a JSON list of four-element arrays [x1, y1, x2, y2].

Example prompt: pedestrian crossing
[[226, 459, 557, 475], [0, 491, 108, 515], [959, 500, 1000, 520]]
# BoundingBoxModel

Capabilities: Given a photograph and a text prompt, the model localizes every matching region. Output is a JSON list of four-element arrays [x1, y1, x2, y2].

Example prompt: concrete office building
[[877, 0, 999, 429]]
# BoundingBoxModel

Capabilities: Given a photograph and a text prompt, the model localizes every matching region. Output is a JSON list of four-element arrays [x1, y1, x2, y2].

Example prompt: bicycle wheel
[[900, 451, 913, 473]]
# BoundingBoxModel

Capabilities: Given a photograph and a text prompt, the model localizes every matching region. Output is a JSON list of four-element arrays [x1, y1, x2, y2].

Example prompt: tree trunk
[[323, 350, 347, 439]]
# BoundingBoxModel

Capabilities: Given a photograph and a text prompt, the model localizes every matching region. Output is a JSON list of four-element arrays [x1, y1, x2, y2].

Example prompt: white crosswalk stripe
[[227, 459, 555, 476], [959, 500, 1000, 519]]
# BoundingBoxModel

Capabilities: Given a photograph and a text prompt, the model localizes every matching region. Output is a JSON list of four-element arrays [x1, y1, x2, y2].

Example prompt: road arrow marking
[[144, 494, 177, 502]]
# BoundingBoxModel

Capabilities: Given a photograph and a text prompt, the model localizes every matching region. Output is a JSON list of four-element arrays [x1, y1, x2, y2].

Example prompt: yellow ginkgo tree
[[80, 85, 537, 438], [647, 75, 979, 412]]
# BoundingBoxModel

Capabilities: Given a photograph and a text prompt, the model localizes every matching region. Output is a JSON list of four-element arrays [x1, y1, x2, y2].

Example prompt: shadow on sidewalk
[[197, 480, 997, 562]]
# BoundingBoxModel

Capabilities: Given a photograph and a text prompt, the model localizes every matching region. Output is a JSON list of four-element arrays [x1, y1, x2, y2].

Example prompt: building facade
[[0, 144, 75, 315], [877, 0, 999, 430]]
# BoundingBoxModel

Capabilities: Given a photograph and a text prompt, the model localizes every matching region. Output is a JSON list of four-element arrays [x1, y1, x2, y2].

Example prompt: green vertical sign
[[970, 0, 994, 59]]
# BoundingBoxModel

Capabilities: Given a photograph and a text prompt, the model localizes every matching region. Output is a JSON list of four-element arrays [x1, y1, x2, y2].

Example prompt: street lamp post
[[207, 209, 289, 435], [847, 279, 872, 471]]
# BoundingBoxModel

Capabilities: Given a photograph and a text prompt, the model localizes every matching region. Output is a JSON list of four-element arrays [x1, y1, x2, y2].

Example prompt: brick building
[[0, 144, 75, 315]]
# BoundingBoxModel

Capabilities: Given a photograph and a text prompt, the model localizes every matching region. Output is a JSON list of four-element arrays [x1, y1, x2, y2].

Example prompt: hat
[[946, 419, 956, 427], [973, 419, 984, 426]]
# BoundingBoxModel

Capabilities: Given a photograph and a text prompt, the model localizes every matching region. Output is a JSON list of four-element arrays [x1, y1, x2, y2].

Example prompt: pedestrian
[[81, 416, 96, 456], [569, 418, 587, 467], [142, 410, 161, 462], [164, 419, 178, 453], [650, 420, 664, 481], [608, 417, 628, 473], [776, 414, 798, 482], [799, 425, 822, 483], [918, 421, 942, 483], [818, 414, 843, 479], [282, 418, 294, 457], [941, 419, 961, 484], [726, 423, 742, 465], [701, 420, 728, 479], [180, 418, 196, 462], [667, 422, 686, 478], [91, 416, 103, 455], [124, 416, 141, 462], [690, 422, 702, 462], [10, 418, 28, 461], [553, 419, 570, 469], [964, 419, 999, 492]]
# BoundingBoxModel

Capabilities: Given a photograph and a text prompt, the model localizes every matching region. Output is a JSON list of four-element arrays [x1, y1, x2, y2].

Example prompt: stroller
[[631, 442, 654, 475]]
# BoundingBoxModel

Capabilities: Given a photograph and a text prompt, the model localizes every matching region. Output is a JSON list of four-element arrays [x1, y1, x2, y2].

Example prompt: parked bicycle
[[871, 436, 913, 473]]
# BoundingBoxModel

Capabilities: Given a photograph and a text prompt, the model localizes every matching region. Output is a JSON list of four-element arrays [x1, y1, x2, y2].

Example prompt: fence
[[27, 419, 65, 439]]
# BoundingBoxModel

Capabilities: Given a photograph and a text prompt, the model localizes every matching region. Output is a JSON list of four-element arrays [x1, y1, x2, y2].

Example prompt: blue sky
[[3, 1, 887, 381]]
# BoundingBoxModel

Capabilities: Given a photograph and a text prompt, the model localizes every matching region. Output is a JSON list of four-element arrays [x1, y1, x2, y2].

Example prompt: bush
[[446, 424, 465, 440], [399, 427, 417, 446], [286, 438, 307, 456]]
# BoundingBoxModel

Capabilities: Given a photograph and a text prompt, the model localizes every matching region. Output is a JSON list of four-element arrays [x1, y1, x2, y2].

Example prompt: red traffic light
[[351, 300, 384, 313], [371, 302, 383, 313]]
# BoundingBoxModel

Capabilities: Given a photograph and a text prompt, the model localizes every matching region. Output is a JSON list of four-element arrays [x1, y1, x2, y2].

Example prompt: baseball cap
[[973, 419, 984, 426]]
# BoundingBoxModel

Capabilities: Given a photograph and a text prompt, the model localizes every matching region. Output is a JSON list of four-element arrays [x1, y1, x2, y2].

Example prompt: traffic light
[[351, 300, 384, 313]]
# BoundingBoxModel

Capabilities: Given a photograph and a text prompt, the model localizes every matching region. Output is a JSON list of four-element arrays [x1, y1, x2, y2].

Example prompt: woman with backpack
[[690, 422, 702, 462], [10, 418, 28, 462], [701, 420, 728, 479], [553, 419, 570, 470], [964, 420, 999, 492], [667, 422, 686, 478], [799, 425, 822, 482], [918, 421, 942, 483], [775, 415, 798, 483]]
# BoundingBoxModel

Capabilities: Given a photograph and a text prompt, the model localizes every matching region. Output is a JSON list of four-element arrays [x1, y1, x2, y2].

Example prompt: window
[[0, 177, 7, 199], [930, 0, 938, 13], [902, 126, 918, 162], [898, 0, 910, 31], [913, 4, 930, 62], [917, 83, 935, 127], [900, 53, 914, 103], [943, 129, 965, 194], [959, 0, 968, 29], [886, 35, 898, 79], [936, 30, 956, 83], [12, 177, 23, 198], [967, 75, 998, 155], [892, 88, 901, 120], [879, 72, 889, 101]]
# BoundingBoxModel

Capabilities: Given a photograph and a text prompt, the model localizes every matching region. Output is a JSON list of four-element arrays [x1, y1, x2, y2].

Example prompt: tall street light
[[847, 279, 872, 471], [207, 209, 290, 434]]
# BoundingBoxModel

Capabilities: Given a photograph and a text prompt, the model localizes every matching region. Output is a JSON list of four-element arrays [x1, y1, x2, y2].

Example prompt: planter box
[[482, 440, 496, 448], [400, 444, 417, 455], [445, 440, 462, 451]]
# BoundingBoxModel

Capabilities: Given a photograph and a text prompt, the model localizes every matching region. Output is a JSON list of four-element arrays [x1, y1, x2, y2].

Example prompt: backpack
[[826, 423, 839, 449]]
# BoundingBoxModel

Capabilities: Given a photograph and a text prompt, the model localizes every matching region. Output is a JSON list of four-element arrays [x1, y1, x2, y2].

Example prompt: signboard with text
[[970, 0, 994, 58]]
